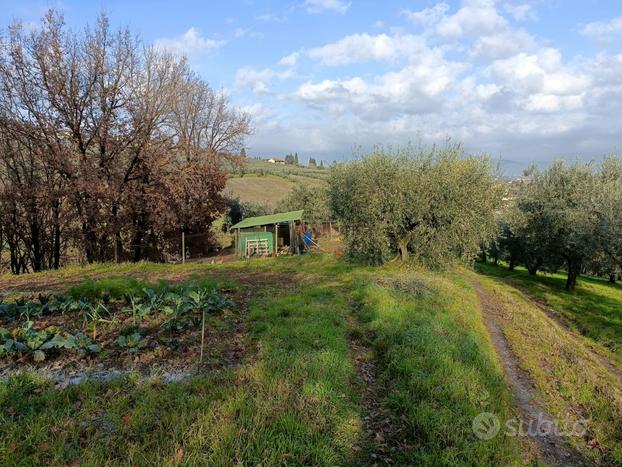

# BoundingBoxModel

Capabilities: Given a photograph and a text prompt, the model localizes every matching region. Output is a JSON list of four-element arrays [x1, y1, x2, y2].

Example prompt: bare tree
[[0, 9, 251, 272]]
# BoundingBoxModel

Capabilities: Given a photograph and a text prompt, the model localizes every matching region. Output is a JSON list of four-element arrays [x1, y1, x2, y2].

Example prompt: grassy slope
[[470, 269, 622, 464], [477, 262, 622, 365], [225, 160, 328, 208], [225, 175, 294, 208], [0, 256, 525, 465]]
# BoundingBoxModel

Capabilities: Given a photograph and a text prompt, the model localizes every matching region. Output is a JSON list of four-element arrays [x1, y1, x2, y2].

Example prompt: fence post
[[182, 231, 185, 264]]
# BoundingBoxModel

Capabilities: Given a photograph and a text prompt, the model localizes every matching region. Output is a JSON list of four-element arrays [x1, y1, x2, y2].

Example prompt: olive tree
[[279, 184, 331, 224], [512, 161, 600, 291], [328, 144, 502, 266], [594, 156, 622, 277]]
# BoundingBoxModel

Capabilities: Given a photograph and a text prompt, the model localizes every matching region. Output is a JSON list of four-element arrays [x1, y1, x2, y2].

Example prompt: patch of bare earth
[[348, 306, 403, 466], [469, 278, 586, 467]]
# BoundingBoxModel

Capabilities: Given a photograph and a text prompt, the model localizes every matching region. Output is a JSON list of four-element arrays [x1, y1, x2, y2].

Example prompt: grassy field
[[225, 174, 295, 208], [225, 174, 325, 208], [0, 256, 530, 465], [224, 159, 328, 208], [477, 262, 622, 365]]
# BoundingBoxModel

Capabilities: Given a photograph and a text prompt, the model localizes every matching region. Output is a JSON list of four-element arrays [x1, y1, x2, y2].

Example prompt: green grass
[[477, 262, 622, 364], [9, 254, 612, 465], [0, 256, 363, 465], [353, 268, 523, 465], [0, 372, 238, 465], [470, 270, 622, 464]]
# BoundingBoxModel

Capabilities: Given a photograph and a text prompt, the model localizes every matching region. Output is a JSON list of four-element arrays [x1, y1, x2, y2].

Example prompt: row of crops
[[0, 287, 234, 362]]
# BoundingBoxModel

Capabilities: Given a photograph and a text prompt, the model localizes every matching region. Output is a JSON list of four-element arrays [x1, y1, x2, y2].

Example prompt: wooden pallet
[[245, 238, 270, 257]]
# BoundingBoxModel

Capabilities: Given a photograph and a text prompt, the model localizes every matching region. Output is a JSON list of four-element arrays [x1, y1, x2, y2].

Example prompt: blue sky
[[1, 0, 622, 174]]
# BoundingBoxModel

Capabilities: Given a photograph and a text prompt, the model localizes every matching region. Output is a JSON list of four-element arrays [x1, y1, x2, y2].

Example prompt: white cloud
[[581, 16, 622, 44], [402, 3, 449, 26], [154, 28, 225, 56], [308, 33, 427, 65], [295, 45, 465, 119], [470, 28, 534, 60], [304, 0, 351, 14], [503, 3, 538, 22], [234, 28, 264, 39], [235, 66, 294, 94], [436, 0, 507, 38], [239, 103, 276, 125], [523, 94, 583, 113], [278, 52, 300, 66], [488, 49, 591, 97], [425, 0, 538, 61]]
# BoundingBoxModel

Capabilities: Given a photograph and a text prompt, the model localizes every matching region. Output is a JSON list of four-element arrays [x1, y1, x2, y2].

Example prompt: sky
[[1, 0, 622, 175]]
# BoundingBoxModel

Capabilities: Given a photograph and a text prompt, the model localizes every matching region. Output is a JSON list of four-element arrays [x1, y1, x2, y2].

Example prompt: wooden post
[[113, 236, 118, 263], [182, 231, 185, 264], [329, 221, 333, 239], [275, 223, 279, 254]]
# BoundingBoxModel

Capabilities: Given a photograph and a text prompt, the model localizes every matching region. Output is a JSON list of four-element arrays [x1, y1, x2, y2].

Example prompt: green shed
[[230, 210, 304, 258]]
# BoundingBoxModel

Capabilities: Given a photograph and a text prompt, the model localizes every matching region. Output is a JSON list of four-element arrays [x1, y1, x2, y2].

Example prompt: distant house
[[268, 157, 286, 165]]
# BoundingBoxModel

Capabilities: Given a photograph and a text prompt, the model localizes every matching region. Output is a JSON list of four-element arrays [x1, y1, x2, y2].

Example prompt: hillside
[[225, 159, 327, 208]]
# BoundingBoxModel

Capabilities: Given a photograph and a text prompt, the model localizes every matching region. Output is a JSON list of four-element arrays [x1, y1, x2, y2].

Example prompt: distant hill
[[241, 159, 329, 180], [225, 159, 327, 208]]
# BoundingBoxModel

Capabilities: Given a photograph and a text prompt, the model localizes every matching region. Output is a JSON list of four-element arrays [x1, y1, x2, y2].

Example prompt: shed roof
[[230, 210, 304, 230]]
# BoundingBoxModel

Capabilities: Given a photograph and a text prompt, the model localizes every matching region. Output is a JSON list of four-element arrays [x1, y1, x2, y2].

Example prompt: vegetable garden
[[0, 283, 236, 375]]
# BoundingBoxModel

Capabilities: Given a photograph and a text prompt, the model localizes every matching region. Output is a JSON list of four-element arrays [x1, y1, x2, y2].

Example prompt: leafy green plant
[[0, 321, 101, 360], [185, 288, 234, 363], [19, 302, 42, 321], [82, 303, 114, 340], [115, 331, 147, 352], [123, 295, 151, 325], [161, 292, 194, 332], [142, 288, 164, 309], [0, 302, 19, 319], [0, 326, 27, 356], [40, 332, 101, 356]]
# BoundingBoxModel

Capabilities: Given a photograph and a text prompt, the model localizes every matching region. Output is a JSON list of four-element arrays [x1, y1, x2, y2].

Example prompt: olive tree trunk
[[565, 259, 582, 291], [397, 231, 414, 262]]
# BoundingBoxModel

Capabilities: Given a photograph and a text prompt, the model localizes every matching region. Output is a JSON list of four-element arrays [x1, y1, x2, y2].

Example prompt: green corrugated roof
[[230, 210, 304, 230]]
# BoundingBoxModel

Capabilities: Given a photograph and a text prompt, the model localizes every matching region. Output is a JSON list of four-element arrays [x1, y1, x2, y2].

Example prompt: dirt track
[[500, 277, 622, 384], [470, 278, 586, 467]]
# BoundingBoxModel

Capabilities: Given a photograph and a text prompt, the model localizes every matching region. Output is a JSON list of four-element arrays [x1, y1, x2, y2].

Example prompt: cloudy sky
[[2, 0, 622, 174]]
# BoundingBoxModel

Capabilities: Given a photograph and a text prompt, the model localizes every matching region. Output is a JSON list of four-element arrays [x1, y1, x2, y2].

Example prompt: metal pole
[[182, 231, 185, 264]]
